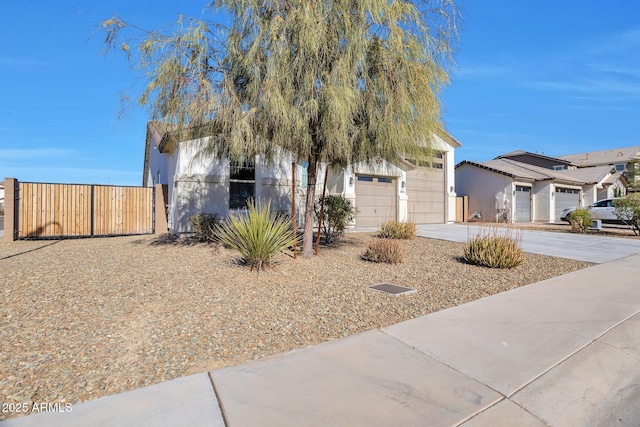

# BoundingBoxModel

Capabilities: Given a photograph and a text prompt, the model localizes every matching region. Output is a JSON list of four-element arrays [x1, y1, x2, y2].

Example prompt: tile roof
[[497, 150, 578, 166], [457, 159, 616, 185], [557, 146, 640, 166]]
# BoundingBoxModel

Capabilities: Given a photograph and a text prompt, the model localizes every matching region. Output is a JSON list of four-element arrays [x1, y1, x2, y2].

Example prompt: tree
[[101, 0, 459, 257], [613, 193, 640, 236], [624, 158, 640, 192]]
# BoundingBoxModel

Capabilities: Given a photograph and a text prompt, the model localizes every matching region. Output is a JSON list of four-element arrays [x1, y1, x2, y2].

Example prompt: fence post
[[3, 178, 17, 242], [154, 184, 168, 235]]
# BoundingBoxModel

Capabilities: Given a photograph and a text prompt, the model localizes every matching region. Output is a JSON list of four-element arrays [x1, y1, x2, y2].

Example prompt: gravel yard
[[0, 232, 591, 420]]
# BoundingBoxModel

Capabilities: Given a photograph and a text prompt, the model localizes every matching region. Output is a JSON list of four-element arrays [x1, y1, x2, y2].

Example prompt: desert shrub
[[362, 239, 404, 264], [188, 213, 220, 241], [613, 194, 640, 236], [463, 225, 524, 268], [214, 199, 300, 271], [378, 221, 417, 239], [314, 194, 356, 244], [567, 208, 594, 234]]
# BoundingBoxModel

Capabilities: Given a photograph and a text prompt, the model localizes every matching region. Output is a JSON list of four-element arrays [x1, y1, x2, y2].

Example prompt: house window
[[553, 165, 564, 171], [378, 177, 392, 183], [229, 159, 255, 209], [615, 164, 626, 172], [406, 151, 444, 169]]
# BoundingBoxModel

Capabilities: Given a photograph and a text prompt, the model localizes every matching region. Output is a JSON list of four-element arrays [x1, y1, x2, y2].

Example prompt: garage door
[[355, 175, 397, 227], [405, 164, 445, 224], [555, 188, 580, 221], [515, 185, 531, 222]]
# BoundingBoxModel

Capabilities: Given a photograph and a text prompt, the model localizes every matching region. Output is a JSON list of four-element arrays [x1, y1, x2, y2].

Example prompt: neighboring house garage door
[[515, 185, 531, 222], [405, 165, 445, 224], [355, 175, 397, 227], [555, 188, 580, 221]]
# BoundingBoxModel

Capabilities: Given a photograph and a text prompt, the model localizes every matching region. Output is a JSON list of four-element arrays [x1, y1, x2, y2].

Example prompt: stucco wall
[[164, 139, 328, 234], [455, 165, 514, 222]]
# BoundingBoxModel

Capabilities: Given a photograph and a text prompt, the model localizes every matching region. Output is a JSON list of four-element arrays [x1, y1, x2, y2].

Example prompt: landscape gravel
[[0, 232, 592, 420]]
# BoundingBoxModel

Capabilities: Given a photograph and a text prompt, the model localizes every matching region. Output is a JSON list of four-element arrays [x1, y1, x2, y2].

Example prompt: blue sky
[[1, 1, 639, 185]]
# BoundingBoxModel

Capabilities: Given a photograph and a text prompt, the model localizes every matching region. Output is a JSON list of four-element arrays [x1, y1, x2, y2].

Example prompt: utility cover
[[369, 283, 416, 296]]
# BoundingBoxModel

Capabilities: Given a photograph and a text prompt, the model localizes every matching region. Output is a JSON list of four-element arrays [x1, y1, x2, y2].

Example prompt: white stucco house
[[142, 122, 461, 234], [456, 156, 627, 223]]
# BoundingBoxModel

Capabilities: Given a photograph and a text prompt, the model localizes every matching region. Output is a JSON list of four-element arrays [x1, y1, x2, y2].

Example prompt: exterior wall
[[532, 181, 552, 222], [455, 165, 513, 222], [162, 138, 335, 234], [433, 134, 457, 223], [584, 185, 598, 205], [146, 138, 170, 187]]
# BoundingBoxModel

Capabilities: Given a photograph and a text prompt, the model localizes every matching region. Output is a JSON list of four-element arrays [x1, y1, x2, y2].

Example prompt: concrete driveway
[[417, 223, 640, 263]]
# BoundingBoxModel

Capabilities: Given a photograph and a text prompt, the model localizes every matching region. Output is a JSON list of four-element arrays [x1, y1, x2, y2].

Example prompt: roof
[[496, 150, 578, 166], [557, 146, 640, 166], [558, 165, 616, 183], [456, 158, 617, 185]]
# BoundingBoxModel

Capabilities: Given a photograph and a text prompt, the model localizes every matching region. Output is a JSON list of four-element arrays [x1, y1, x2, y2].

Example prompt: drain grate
[[369, 283, 416, 296]]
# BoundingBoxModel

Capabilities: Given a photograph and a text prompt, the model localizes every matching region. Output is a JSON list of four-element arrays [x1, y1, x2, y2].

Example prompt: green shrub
[[214, 199, 300, 271], [188, 213, 220, 241], [314, 194, 356, 244], [378, 221, 417, 239], [463, 226, 524, 268], [613, 194, 640, 236], [567, 208, 594, 233], [362, 239, 404, 264]]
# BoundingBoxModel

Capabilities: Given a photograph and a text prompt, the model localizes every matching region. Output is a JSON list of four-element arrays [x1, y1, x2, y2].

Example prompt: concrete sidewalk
[[3, 233, 640, 426]]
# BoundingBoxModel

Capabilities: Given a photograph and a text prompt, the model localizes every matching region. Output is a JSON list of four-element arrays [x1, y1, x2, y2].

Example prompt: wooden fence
[[10, 181, 155, 239]]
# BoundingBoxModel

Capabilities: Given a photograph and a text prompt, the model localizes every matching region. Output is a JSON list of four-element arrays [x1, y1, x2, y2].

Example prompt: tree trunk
[[302, 151, 318, 257]]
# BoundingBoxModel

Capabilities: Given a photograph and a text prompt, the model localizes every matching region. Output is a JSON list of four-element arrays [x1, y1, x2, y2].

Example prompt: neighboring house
[[455, 158, 626, 223], [556, 146, 640, 173], [143, 122, 461, 234], [556, 146, 640, 190]]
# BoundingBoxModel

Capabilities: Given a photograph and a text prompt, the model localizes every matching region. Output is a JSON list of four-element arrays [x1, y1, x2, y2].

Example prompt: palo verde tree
[[101, 0, 459, 257]]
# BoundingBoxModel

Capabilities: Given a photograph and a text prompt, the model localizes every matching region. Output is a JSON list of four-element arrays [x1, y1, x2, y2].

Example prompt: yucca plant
[[378, 221, 417, 240], [463, 225, 524, 269], [362, 239, 404, 264], [214, 199, 300, 271]]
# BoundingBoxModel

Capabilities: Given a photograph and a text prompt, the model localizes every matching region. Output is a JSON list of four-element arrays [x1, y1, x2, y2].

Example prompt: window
[[378, 177, 392, 183], [615, 164, 626, 172], [229, 159, 255, 209], [556, 188, 579, 194], [553, 165, 564, 171], [357, 176, 374, 182]]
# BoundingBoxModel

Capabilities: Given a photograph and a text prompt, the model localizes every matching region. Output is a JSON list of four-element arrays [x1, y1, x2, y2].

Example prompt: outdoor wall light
[[401, 181, 406, 189], [349, 177, 354, 186]]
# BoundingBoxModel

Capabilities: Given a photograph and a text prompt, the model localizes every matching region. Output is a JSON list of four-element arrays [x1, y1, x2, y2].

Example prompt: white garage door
[[515, 185, 531, 222], [355, 175, 397, 227], [405, 162, 445, 224], [555, 188, 580, 221]]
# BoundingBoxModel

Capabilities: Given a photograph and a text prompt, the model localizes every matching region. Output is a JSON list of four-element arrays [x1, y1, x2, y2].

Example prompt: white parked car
[[560, 198, 622, 223]]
